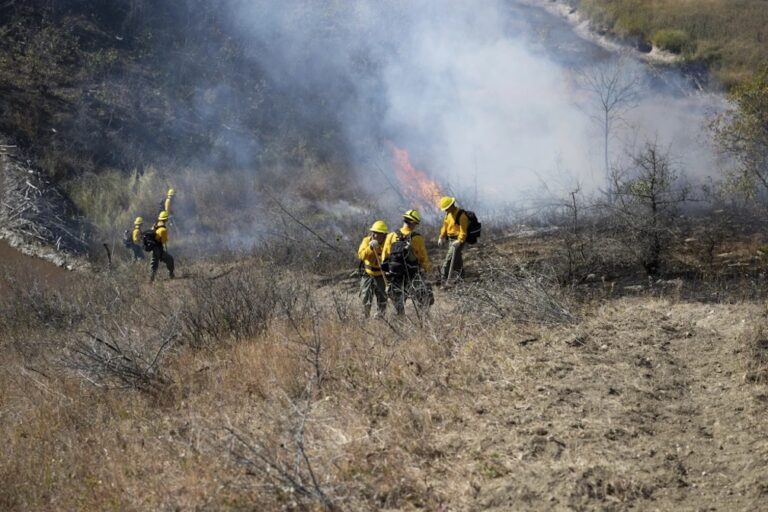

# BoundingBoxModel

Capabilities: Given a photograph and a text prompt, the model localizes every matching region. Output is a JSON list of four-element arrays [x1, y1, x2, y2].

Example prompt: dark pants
[[150, 246, 174, 281], [129, 243, 144, 261], [441, 241, 464, 281], [388, 271, 433, 316], [360, 274, 387, 317]]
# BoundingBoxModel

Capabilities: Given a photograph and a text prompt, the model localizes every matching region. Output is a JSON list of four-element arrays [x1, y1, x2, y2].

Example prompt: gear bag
[[122, 229, 133, 248], [384, 230, 421, 277], [458, 209, 482, 245], [142, 229, 159, 252]]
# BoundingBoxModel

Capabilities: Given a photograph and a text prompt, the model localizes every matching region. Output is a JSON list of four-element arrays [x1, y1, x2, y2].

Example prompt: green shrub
[[577, 0, 768, 87], [614, 11, 651, 38], [652, 29, 690, 54], [62, 166, 172, 234]]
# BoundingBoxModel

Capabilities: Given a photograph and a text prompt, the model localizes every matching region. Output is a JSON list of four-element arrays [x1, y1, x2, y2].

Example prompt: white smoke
[[380, 7, 599, 204], [230, 0, 724, 210]]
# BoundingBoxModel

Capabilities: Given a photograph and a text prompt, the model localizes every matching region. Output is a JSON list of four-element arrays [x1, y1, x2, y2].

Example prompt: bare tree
[[607, 142, 689, 275], [578, 56, 641, 202]]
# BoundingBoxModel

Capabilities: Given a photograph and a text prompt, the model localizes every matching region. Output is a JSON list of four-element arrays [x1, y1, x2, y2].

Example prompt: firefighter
[[150, 210, 175, 282], [438, 196, 469, 281], [128, 216, 144, 261], [357, 220, 389, 318], [381, 209, 433, 316]]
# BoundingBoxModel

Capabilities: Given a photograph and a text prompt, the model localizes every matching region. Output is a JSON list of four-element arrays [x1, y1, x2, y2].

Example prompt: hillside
[[3, 1, 768, 509], [3, 0, 765, 252], [0, 1, 373, 240], [574, 0, 768, 87]]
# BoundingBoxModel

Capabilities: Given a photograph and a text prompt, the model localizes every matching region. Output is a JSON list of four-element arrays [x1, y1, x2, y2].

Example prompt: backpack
[[384, 230, 421, 277], [142, 229, 159, 252], [458, 209, 482, 245], [122, 229, 133, 248]]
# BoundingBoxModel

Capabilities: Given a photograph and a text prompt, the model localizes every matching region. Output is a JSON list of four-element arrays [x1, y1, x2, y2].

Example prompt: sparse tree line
[[537, 60, 768, 283]]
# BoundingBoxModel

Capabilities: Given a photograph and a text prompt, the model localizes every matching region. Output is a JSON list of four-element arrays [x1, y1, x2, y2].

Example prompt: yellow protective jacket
[[382, 225, 432, 273], [132, 226, 142, 244], [358, 235, 384, 277], [154, 222, 168, 246], [164, 196, 172, 214], [440, 208, 469, 243]]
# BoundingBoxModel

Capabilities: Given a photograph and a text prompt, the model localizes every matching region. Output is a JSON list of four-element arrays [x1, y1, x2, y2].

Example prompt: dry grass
[[741, 312, 768, 385], [4, 237, 768, 509]]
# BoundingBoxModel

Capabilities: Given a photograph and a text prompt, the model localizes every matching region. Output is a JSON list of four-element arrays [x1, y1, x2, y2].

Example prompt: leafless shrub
[[274, 280, 333, 389], [455, 261, 577, 327], [222, 381, 338, 511], [179, 266, 279, 347], [274, 276, 319, 324], [64, 314, 179, 396], [601, 142, 690, 275], [329, 289, 355, 322]]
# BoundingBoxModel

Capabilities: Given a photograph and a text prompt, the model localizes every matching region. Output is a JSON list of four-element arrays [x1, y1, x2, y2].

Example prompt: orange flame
[[390, 145, 444, 210]]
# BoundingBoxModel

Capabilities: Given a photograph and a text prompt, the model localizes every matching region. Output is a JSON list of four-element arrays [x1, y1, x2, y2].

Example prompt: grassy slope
[[577, 0, 768, 87]]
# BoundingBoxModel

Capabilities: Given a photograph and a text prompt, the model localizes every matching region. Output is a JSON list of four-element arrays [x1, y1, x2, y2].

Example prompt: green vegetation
[[711, 68, 768, 197], [651, 28, 690, 54], [577, 0, 768, 87]]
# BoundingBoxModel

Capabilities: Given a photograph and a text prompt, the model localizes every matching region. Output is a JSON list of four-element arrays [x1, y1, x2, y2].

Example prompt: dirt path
[[420, 299, 768, 510], [0, 238, 69, 290]]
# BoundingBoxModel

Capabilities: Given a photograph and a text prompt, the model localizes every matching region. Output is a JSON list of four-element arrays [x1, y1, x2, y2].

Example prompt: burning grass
[[389, 144, 445, 213]]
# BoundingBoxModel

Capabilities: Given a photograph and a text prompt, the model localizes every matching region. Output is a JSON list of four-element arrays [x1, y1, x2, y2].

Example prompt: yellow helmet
[[167, 188, 175, 197], [134, 216, 143, 225], [439, 196, 456, 211], [403, 209, 421, 224], [158, 210, 170, 221], [370, 220, 388, 234]]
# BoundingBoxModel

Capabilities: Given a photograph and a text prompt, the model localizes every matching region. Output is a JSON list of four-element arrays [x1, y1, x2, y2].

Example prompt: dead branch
[[264, 189, 343, 254]]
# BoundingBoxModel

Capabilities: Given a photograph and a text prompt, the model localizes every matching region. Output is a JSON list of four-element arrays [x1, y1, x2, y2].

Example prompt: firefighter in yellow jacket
[[382, 209, 433, 315], [125, 216, 144, 261], [162, 188, 175, 215], [357, 220, 389, 318], [438, 196, 469, 281], [150, 210, 175, 282]]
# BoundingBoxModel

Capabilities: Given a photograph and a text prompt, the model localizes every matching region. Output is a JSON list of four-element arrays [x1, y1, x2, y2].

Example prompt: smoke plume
[[222, 0, 722, 213]]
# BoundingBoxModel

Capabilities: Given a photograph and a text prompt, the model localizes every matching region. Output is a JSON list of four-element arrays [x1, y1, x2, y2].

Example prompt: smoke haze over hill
[[223, 0, 723, 209]]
